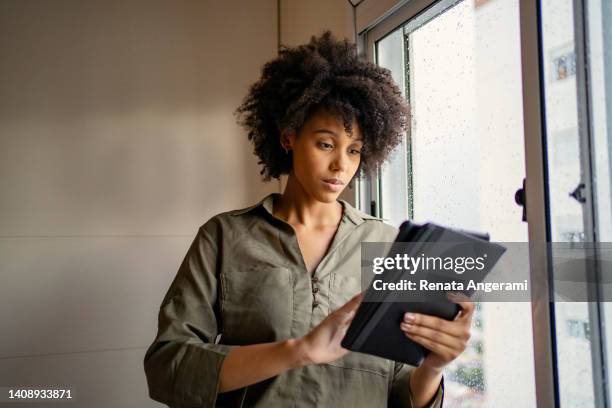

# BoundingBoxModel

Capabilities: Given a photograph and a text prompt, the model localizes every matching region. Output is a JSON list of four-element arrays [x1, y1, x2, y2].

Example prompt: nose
[[330, 150, 349, 173]]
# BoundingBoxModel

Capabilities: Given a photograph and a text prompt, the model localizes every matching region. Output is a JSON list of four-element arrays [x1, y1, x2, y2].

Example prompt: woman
[[144, 31, 474, 408]]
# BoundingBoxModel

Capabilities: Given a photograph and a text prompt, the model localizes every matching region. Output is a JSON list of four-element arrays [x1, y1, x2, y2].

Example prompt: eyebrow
[[314, 128, 363, 141]]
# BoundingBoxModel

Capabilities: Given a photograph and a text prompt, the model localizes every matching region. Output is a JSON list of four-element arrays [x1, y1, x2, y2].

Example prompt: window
[[359, 0, 612, 406], [361, 0, 536, 406], [541, 0, 612, 405]]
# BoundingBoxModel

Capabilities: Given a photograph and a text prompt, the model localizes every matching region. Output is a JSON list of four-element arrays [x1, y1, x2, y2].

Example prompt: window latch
[[569, 182, 586, 203], [514, 178, 527, 222]]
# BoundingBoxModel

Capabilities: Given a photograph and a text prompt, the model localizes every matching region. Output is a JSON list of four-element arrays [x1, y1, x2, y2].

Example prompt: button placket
[[311, 276, 319, 308]]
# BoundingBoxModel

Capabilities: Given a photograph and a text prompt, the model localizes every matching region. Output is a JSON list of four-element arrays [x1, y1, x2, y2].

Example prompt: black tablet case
[[340, 221, 506, 366]]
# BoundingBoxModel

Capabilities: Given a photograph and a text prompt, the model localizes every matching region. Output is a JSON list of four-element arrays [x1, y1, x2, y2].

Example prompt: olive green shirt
[[143, 193, 444, 407]]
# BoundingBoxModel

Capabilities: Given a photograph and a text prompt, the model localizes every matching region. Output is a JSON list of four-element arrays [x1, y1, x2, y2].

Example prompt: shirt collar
[[230, 193, 380, 226]]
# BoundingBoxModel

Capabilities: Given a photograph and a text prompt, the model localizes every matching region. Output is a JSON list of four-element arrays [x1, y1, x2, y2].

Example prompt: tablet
[[341, 221, 506, 366]]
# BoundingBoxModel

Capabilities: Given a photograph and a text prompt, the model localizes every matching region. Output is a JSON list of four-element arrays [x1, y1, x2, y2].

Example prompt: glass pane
[[378, 29, 411, 226], [375, 0, 536, 406], [539, 0, 596, 405]]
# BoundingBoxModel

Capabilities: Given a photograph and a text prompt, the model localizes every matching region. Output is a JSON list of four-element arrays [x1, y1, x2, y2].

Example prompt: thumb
[[344, 291, 364, 309], [344, 308, 357, 324], [338, 293, 363, 321]]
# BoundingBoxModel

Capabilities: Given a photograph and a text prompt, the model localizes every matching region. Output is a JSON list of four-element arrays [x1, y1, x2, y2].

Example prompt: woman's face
[[283, 108, 363, 203]]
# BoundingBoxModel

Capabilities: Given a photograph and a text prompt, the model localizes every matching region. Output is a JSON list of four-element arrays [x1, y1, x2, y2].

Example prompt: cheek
[[293, 149, 318, 179], [349, 155, 361, 173], [295, 148, 327, 173]]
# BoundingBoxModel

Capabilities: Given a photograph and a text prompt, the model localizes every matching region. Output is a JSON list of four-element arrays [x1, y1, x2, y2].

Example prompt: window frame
[[571, 0, 607, 405]]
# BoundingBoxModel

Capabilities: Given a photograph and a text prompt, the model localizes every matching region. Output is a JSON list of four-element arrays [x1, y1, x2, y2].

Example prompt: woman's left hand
[[399, 292, 475, 372]]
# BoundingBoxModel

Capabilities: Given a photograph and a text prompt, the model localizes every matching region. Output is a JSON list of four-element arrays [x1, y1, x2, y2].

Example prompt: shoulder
[[198, 199, 266, 240], [340, 199, 399, 240], [360, 216, 400, 241]]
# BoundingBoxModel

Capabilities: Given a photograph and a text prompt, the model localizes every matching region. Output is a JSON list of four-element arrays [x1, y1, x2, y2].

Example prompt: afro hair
[[235, 30, 410, 181]]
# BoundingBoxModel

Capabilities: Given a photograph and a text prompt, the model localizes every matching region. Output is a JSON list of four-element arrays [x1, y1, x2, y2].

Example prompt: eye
[[318, 142, 333, 150], [349, 148, 362, 155]]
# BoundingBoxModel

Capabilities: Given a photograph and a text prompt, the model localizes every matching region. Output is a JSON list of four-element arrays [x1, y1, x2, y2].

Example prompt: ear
[[279, 129, 296, 150]]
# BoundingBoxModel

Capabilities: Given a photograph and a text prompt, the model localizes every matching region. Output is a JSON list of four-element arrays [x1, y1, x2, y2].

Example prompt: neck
[[273, 173, 343, 228]]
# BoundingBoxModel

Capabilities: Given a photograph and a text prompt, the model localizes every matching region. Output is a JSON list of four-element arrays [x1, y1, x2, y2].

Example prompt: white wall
[[0, 1, 278, 406], [281, 0, 354, 46], [0, 1, 359, 406]]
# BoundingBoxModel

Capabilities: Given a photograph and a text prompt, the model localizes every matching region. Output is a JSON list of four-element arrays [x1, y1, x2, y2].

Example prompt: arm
[[408, 365, 444, 408], [218, 338, 307, 392], [143, 226, 231, 407], [389, 361, 443, 408]]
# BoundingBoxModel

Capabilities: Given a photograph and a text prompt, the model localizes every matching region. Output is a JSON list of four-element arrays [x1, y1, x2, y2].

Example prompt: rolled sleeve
[[144, 225, 240, 407], [389, 361, 444, 408]]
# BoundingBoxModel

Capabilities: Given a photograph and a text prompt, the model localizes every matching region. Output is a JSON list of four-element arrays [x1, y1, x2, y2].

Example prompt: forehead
[[304, 108, 362, 139]]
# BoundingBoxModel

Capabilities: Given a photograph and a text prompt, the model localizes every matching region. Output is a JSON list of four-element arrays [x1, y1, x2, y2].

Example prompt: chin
[[313, 189, 343, 203]]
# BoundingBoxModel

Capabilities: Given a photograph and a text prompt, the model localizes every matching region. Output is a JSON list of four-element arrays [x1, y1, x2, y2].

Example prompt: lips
[[323, 178, 344, 185]]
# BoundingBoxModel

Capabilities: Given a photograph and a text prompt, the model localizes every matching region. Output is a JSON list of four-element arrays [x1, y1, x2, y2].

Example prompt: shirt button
[[312, 287, 319, 294], [311, 277, 319, 283], [312, 301, 320, 308]]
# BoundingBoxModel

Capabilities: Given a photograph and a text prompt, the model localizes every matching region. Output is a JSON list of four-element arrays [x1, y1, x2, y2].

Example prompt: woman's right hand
[[297, 292, 363, 365]]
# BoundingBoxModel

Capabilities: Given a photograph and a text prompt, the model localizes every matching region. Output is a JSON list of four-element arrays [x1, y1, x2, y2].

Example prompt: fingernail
[[400, 322, 414, 331], [404, 313, 415, 322]]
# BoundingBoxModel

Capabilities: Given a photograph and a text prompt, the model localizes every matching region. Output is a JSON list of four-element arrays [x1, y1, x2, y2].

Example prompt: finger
[[405, 333, 462, 362], [446, 292, 475, 320], [332, 292, 363, 322], [342, 309, 357, 325], [399, 321, 469, 351], [339, 292, 364, 313], [403, 312, 465, 338], [447, 291, 471, 302]]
